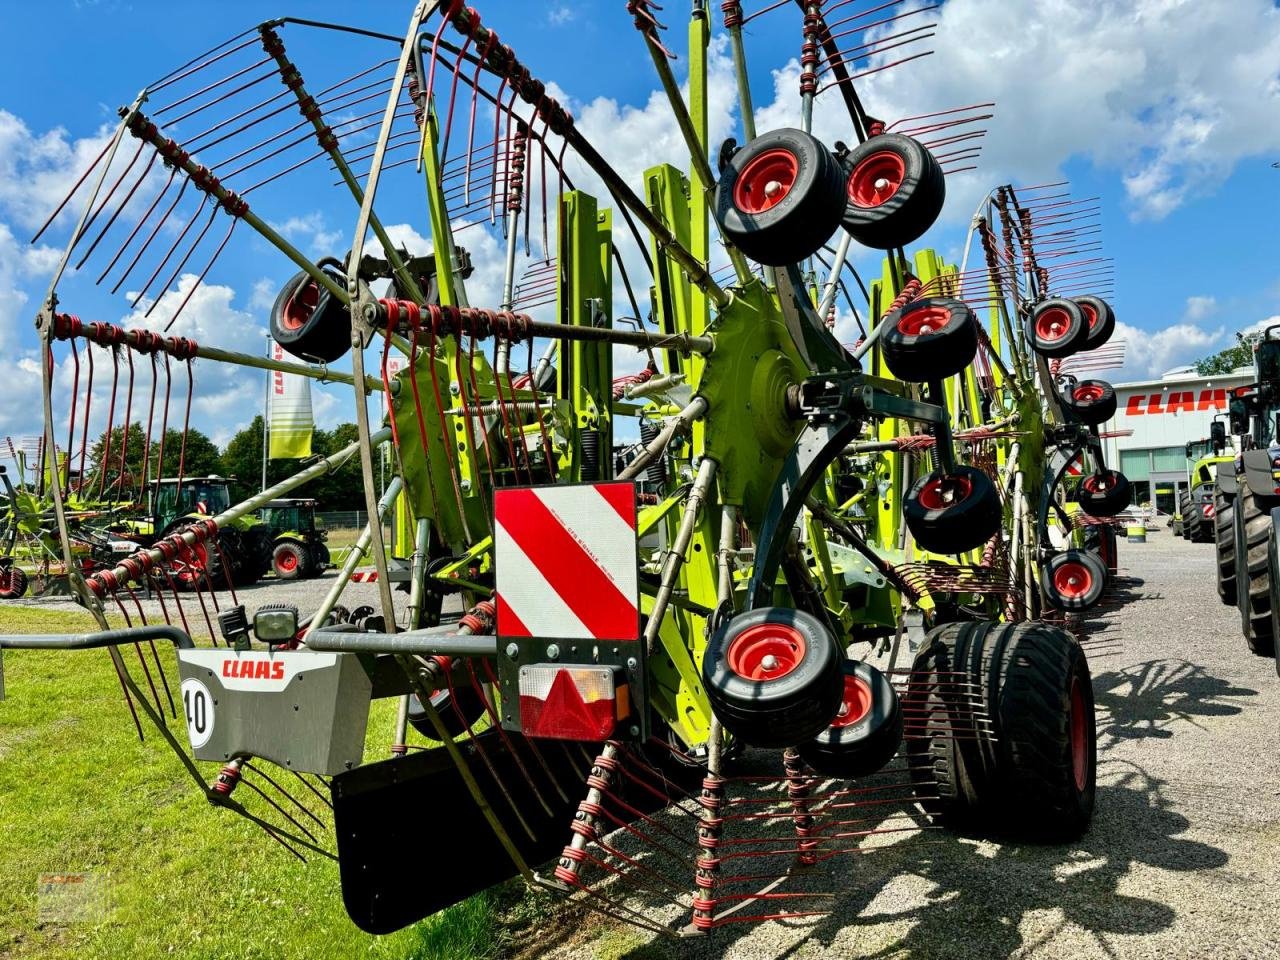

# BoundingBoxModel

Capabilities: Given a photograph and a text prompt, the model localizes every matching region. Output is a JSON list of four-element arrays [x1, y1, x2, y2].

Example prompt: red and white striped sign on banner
[[495, 482, 639, 640]]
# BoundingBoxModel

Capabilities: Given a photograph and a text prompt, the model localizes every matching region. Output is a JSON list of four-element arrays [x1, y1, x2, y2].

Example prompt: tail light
[[517, 664, 631, 741]]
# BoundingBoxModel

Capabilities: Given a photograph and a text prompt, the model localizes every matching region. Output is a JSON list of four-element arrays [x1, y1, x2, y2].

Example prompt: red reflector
[[518, 665, 627, 741]]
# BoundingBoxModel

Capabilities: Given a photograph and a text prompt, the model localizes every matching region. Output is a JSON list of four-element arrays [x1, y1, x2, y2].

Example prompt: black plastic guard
[[332, 731, 585, 934], [1216, 461, 1238, 498], [1240, 449, 1275, 497]]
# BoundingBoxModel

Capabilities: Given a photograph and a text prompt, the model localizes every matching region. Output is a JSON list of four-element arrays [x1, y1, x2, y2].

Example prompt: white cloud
[[1112, 319, 1223, 381], [269, 212, 342, 258], [547, 5, 573, 25], [1183, 295, 1217, 323], [0, 222, 64, 350]]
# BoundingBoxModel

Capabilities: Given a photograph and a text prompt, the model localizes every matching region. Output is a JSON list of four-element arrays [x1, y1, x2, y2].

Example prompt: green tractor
[[117, 476, 273, 588], [1175, 430, 1232, 543], [258, 498, 330, 580]]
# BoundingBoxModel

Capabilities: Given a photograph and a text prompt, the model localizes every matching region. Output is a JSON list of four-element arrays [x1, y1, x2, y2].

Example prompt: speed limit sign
[[180, 677, 215, 749]]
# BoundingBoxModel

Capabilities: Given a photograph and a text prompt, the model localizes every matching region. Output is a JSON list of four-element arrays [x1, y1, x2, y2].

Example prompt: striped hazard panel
[[494, 481, 639, 641]]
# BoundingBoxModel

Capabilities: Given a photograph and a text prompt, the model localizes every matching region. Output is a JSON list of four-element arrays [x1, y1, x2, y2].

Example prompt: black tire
[[1060, 380, 1116, 426], [407, 663, 489, 741], [1184, 504, 1204, 542], [1236, 476, 1274, 656], [904, 465, 1003, 555], [880, 297, 978, 382], [703, 607, 843, 748], [162, 521, 244, 591], [1075, 470, 1131, 517], [0, 564, 28, 599], [1177, 491, 1192, 540], [904, 621, 1096, 841], [272, 540, 312, 581], [1041, 549, 1107, 611], [1026, 298, 1088, 359], [1074, 295, 1116, 351], [1215, 492, 1236, 605], [314, 542, 331, 572], [797, 661, 903, 779], [270, 264, 351, 363], [715, 129, 845, 267], [838, 133, 945, 250]]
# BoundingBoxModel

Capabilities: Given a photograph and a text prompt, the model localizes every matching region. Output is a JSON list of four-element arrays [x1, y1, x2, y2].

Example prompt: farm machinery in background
[[1173, 431, 1232, 542], [2, 0, 1134, 939], [257, 498, 330, 579]]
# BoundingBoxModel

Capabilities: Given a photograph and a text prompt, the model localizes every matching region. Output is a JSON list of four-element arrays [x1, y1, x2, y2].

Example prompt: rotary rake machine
[[2, 0, 1132, 939]]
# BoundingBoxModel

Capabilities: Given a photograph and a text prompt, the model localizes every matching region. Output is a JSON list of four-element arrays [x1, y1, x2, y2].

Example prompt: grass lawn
[[0, 605, 517, 960]]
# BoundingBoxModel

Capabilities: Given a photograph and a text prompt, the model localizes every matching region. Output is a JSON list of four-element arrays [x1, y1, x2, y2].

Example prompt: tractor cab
[[259, 499, 323, 539], [258, 498, 329, 580], [149, 476, 233, 531]]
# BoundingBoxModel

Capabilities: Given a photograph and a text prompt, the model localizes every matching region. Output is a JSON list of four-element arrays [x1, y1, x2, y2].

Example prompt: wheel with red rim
[[1042, 549, 1106, 611], [1061, 379, 1116, 425], [270, 260, 352, 363], [838, 133, 945, 250], [272, 540, 312, 580], [797, 661, 903, 778], [1075, 469, 1131, 517], [880, 297, 978, 382], [702, 606, 843, 748], [903, 465, 1003, 555], [1026, 297, 1088, 358], [0, 564, 28, 599], [904, 620, 1096, 841], [1074, 295, 1116, 351], [714, 128, 845, 267]]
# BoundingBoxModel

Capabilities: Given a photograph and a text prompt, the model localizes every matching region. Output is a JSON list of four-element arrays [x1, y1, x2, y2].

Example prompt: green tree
[[82, 422, 220, 500], [220, 418, 366, 510], [1195, 335, 1255, 376]]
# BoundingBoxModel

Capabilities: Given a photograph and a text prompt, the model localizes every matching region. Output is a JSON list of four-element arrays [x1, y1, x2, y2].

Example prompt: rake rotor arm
[[0, 625, 195, 651]]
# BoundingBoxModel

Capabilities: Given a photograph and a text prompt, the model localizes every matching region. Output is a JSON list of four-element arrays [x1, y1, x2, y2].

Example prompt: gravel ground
[[544, 528, 1280, 960]]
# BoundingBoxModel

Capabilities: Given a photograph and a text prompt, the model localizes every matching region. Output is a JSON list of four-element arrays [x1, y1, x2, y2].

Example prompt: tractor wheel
[[703, 607, 843, 749], [1041, 550, 1107, 612], [797, 661, 903, 779], [407, 664, 489, 741], [1184, 504, 1204, 542], [880, 297, 978, 382], [1075, 470, 1131, 517], [1215, 493, 1236, 605], [1075, 295, 1116, 351], [1177, 491, 1191, 540], [0, 565, 28, 599], [905, 621, 1096, 841], [272, 541, 312, 581], [714, 128, 846, 267], [1026, 298, 1088, 359], [1235, 476, 1274, 656], [1061, 380, 1116, 426], [314, 542, 331, 572], [838, 133, 945, 250], [163, 523, 244, 591], [270, 262, 351, 364], [903, 465, 1003, 555]]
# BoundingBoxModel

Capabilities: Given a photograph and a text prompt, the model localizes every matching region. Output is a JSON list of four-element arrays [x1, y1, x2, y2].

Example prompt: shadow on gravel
[[1092, 659, 1257, 746], [624, 762, 1228, 960]]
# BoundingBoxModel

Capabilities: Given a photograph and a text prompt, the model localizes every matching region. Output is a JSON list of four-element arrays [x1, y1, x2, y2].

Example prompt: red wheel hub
[[1069, 675, 1089, 791], [1053, 561, 1094, 600], [829, 674, 873, 729], [281, 280, 320, 331], [897, 305, 952, 337], [1083, 473, 1113, 493], [1072, 384, 1105, 404], [733, 149, 799, 214], [847, 151, 905, 208], [278, 551, 297, 572], [726, 623, 806, 681], [1079, 302, 1099, 330], [1034, 306, 1074, 342], [917, 474, 973, 511]]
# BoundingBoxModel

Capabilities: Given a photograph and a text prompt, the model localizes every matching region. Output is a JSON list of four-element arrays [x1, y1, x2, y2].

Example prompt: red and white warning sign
[[494, 482, 639, 640]]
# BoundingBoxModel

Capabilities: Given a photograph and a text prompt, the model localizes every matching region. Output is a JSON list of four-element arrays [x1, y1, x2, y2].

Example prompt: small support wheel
[[797, 661, 903, 778], [881, 297, 978, 382], [1061, 379, 1116, 425], [903, 465, 1003, 554], [407, 662, 489, 741], [1041, 549, 1107, 611], [0, 564, 28, 599], [714, 128, 846, 267], [1075, 295, 1116, 351], [1075, 469, 1131, 517], [1026, 298, 1088, 358], [838, 133, 945, 250], [702, 607, 843, 749], [270, 262, 352, 363]]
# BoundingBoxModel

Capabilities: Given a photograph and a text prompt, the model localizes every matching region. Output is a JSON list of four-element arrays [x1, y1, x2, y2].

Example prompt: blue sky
[[0, 0, 1278, 454]]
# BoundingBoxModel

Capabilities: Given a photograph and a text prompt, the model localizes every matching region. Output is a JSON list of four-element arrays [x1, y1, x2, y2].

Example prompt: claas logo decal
[[1124, 389, 1227, 416], [222, 659, 286, 680]]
